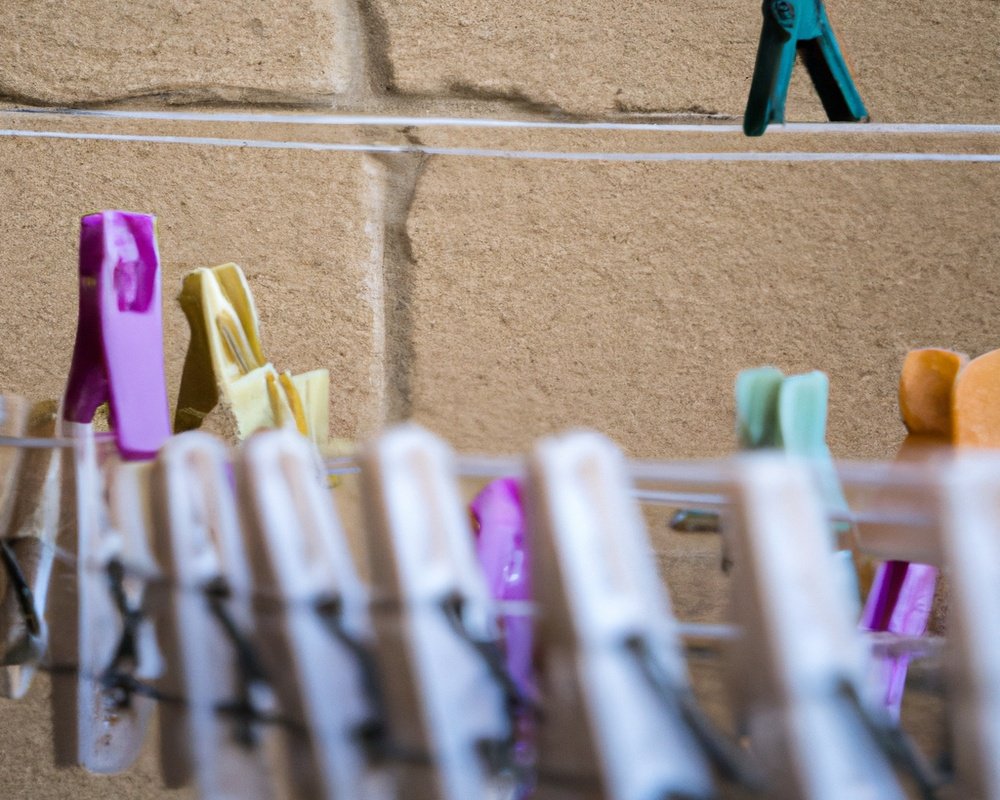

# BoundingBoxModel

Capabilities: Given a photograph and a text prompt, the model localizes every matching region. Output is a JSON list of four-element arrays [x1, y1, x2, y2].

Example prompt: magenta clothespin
[[859, 562, 937, 718], [470, 478, 533, 697], [63, 211, 171, 460]]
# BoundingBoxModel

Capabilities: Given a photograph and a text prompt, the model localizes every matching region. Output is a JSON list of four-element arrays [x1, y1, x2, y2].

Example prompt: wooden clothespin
[[237, 428, 386, 800], [857, 349, 966, 717], [726, 454, 937, 799], [148, 432, 279, 798], [174, 263, 330, 451], [358, 424, 513, 800], [744, 0, 869, 136], [526, 431, 749, 800], [50, 210, 171, 772], [0, 395, 37, 698], [934, 454, 1000, 799]]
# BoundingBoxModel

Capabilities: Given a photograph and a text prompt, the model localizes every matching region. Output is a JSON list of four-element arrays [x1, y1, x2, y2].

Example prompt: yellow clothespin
[[174, 263, 331, 451]]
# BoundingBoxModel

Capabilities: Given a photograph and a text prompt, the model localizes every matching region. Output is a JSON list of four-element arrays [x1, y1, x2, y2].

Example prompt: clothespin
[[148, 432, 279, 797], [951, 347, 1000, 448], [63, 210, 171, 460], [0, 395, 37, 698], [744, 0, 869, 136], [726, 455, 938, 799], [470, 478, 533, 699], [857, 349, 966, 718], [526, 431, 750, 800], [49, 211, 171, 771], [934, 454, 1000, 799], [358, 424, 514, 800], [776, 371, 860, 613], [49, 422, 162, 771], [237, 429, 386, 800], [174, 263, 331, 451]]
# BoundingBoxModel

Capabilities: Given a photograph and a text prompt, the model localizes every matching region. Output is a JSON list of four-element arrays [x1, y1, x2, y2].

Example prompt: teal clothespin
[[743, 0, 869, 136]]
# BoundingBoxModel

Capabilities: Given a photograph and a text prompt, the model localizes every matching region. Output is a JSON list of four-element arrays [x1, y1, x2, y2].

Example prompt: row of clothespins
[[0, 209, 996, 799]]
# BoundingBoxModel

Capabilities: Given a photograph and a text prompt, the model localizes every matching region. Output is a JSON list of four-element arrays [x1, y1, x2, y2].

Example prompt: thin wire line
[[0, 128, 997, 163], [40, 543, 948, 662], [5, 108, 1000, 135]]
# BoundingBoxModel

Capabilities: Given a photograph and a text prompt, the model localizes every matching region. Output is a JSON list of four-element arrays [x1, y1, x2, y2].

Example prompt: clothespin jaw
[[237, 428, 381, 800], [526, 431, 718, 800], [358, 424, 511, 800], [935, 455, 1000, 800], [148, 431, 278, 798], [63, 211, 170, 460], [744, 0, 869, 136], [727, 454, 918, 800]]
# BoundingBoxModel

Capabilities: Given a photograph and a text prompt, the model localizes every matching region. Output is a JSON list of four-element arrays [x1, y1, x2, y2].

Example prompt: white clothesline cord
[[1, 128, 998, 162], [4, 107, 1000, 136]]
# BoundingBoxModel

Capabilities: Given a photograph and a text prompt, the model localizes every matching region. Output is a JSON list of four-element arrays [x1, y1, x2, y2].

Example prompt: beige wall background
[[0, 0, 997, 796]]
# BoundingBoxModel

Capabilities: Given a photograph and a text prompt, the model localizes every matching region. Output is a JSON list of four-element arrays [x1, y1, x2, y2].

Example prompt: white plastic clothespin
[[935, 454, 1000, 799], [726, 454, 926, 800], [358, 424, 512, 800], [238, 429, 388, 800], [148, 432, 279, 798], [525, 430, 722, 800]]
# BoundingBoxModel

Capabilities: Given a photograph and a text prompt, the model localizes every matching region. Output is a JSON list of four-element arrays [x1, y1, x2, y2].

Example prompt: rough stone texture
[[374, 0, 1000, 121], [0, 134, 382, 441], [404, 154, 1000, 461], [0, 1, 346, 104]]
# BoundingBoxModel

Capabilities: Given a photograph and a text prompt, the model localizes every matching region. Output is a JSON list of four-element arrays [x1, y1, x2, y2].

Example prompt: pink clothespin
[[63, 211, 171, 459], [470, 478, 533, 697]]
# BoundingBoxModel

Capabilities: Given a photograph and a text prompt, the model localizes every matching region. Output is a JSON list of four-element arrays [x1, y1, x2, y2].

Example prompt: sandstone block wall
[[0, 0, 996, 795]]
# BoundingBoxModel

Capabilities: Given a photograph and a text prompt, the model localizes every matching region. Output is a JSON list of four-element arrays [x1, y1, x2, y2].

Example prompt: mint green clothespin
[[736, 366, 785, 449], [776, 371, 861, 615]]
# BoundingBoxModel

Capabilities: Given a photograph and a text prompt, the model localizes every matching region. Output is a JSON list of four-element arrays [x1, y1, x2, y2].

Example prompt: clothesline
[[5, 107, 1000, 135], [1, 127, 997, 162]]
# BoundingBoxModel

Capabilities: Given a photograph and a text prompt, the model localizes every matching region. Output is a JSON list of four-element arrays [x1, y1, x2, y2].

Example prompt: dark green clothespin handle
[[744, 0, 869, 136]]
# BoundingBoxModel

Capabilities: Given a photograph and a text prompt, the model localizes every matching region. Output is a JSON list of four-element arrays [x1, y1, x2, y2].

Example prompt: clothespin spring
[[624, 636, 763, 790], [99, 558, 151, 709], [0, 538, 43, 644], [202, 576, 276, 749], [835, 677, 948, 800], [313, 593, 389, 754]]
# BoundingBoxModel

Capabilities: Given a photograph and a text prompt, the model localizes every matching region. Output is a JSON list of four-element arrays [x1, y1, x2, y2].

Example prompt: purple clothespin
[[63, 211, 171, 460], [470, 478, 533, 698], [859, 562, 937, 718]]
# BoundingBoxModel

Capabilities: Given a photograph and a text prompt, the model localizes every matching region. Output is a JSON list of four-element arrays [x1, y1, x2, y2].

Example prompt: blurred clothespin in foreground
[[726, 455, 940, 800], [174, 263, 331, 451], [744, 0, 869, 136], [149, 432, 279, 798], [935, 455, 1000, 800], [527, 431, 754, 800], [359, 425, 515, 800], [50, 211, 171, 772], [238, 429, 387, 800], [857, 349, 966, 718]]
